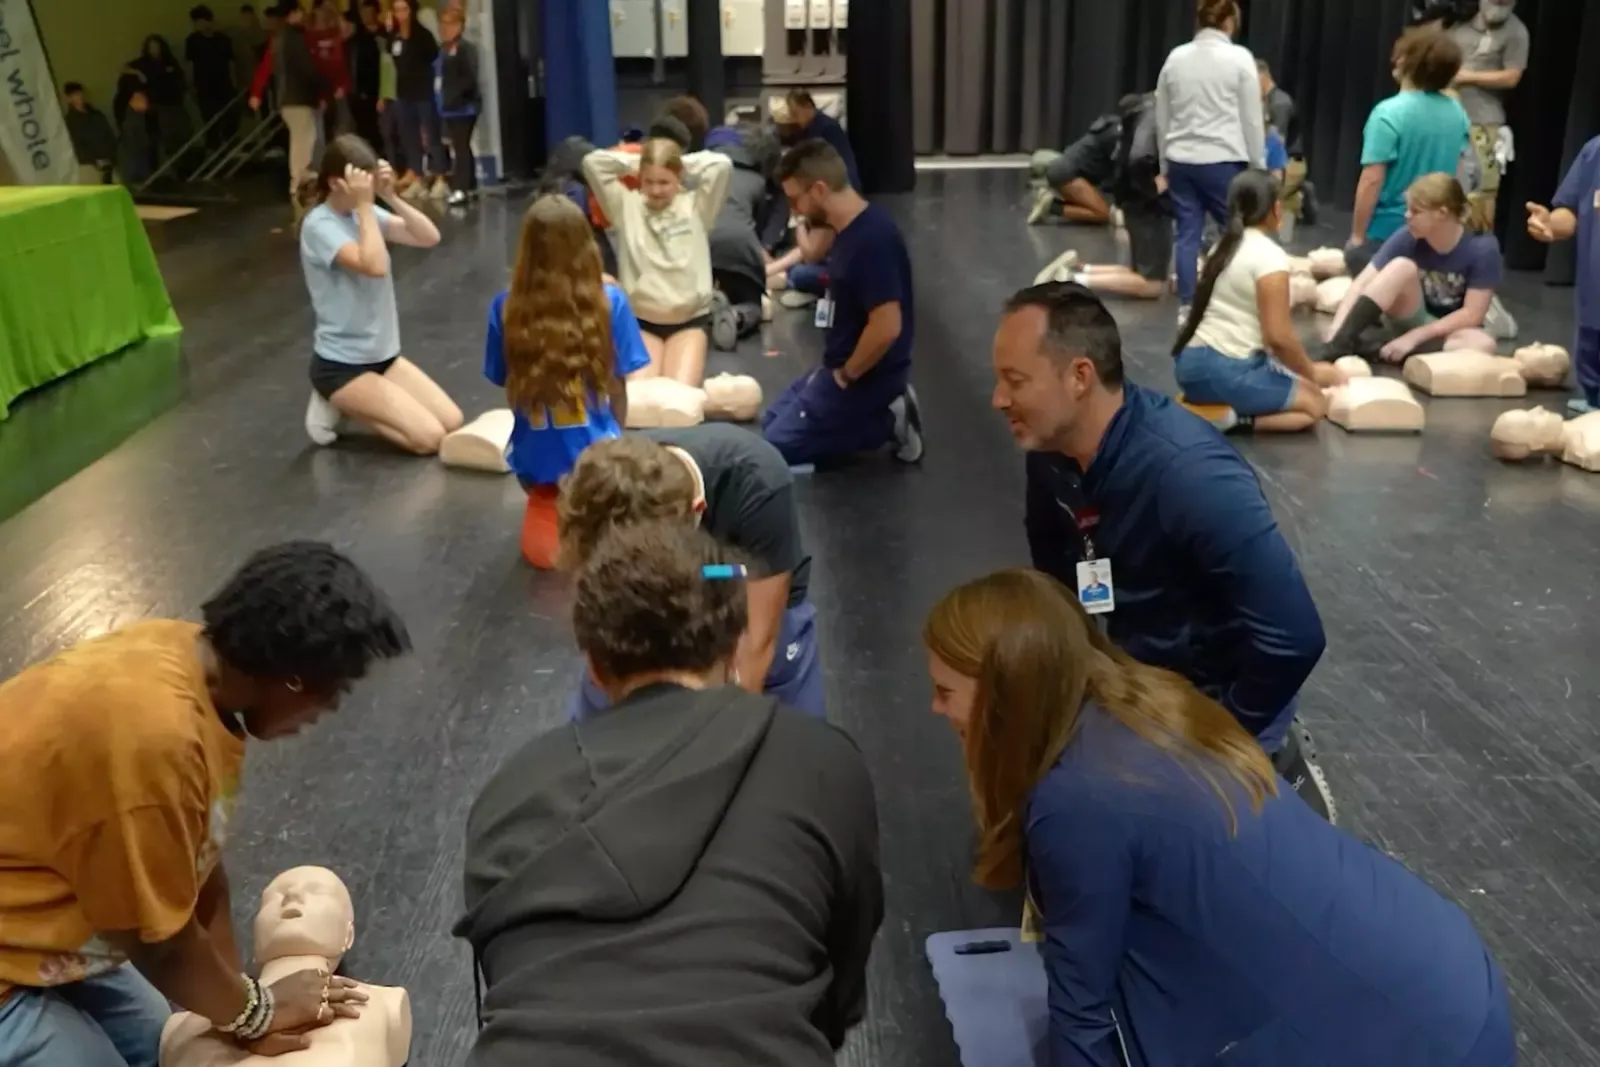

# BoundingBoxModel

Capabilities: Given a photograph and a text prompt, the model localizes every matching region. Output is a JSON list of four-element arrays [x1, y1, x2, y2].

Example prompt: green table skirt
[[0, 185, 181, 421]]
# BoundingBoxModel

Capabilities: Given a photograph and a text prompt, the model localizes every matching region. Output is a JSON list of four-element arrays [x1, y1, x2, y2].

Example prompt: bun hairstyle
[[1406, 171, 1490, 233], [295, 132, 380, 216], [1197, 0, 1241, 31], [1174, 168, 1281, 356]]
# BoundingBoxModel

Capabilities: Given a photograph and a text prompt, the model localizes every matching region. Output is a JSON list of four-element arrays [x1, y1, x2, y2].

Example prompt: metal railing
[[133, 88, 283, 199]]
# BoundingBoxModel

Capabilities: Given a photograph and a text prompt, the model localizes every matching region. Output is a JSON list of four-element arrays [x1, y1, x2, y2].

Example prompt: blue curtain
[[542, 0, 619, 153]]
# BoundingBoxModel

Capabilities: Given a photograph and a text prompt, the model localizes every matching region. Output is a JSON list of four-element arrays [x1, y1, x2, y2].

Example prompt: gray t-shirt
[[1448, 15, 1530, 127], [644, 424, 811, 607]]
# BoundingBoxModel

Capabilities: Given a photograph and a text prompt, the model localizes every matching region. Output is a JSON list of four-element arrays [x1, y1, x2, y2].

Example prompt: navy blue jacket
[[1025, 384, 1324, 749], [799, 112, 861, 191], [1028, 706, 1511, 1067]]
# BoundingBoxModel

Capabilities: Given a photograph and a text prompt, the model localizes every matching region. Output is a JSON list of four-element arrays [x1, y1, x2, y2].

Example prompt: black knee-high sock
[[1324, 296, 1384, 360]]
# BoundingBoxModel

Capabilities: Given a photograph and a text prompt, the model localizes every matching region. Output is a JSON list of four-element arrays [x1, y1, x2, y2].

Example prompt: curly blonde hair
[[557, 436, 699, 571], [501, 195, 613, 417]]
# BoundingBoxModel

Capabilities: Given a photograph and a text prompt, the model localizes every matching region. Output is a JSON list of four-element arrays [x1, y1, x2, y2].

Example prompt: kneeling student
[[558, 429, 824, 717], [456, 522, 882, 1067], [1174, 169, 1343, 434]]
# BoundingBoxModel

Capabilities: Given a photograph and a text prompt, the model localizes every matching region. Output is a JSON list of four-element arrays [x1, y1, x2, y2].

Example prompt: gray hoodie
[[455, 684, 883, 1067]]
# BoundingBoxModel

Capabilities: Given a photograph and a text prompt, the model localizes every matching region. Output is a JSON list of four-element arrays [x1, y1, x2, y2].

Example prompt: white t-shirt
[[1191, 228, 1289, 359]]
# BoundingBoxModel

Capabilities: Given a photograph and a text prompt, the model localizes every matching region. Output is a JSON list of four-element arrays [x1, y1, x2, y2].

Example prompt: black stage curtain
[[887, 0, 1600, 280], [847, 0, 915, 194]]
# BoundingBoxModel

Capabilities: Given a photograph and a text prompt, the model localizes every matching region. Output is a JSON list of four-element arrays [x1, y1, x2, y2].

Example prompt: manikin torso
[[1324, 374, 1425, 432], [159, 867, 412, 1067], [1492, 408, 1600, 471], [1403, 351, 1527, 397]]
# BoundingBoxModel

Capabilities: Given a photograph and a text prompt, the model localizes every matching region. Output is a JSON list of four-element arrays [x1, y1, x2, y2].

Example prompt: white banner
[[462, 0, 501, 185], [0, 0, 76, 184]]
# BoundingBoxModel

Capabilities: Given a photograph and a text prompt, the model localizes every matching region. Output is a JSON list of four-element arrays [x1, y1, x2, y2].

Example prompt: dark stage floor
[[1, 171, 1597, 1066]]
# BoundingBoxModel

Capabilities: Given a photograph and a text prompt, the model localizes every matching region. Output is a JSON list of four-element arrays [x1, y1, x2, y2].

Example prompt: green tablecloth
[[0, 185, 181, 421]]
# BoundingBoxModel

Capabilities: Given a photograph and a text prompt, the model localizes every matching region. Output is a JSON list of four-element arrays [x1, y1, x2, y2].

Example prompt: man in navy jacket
[[995, 281, 1335, 819]]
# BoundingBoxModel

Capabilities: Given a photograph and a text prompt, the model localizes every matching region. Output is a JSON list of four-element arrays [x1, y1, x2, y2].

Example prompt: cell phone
[[953, 939, 1013, 956]]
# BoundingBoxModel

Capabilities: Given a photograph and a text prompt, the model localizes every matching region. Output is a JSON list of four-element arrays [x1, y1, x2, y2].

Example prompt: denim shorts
[[1174, 345, 1296, 416]]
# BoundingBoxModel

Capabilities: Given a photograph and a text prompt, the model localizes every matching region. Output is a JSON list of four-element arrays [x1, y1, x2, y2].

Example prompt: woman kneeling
[[1324, 173, 1503, 364], [1174, 170, 1341, 434], [923, 569, 1514, 1067]]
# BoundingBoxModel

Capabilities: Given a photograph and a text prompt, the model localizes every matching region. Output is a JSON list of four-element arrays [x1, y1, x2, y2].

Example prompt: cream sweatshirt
[[582, 149, 733, 325]]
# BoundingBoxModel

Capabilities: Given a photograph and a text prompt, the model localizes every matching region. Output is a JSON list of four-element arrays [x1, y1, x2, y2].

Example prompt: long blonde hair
[[923, 569, 1277, 890], [1407, 171, 1491, 234], [501, 195, 613, 416]]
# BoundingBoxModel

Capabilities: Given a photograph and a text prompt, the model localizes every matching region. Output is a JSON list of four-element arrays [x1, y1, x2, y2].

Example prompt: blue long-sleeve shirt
[[1024, 384, 1324, 749], [1029, 706, 1511, 1067]]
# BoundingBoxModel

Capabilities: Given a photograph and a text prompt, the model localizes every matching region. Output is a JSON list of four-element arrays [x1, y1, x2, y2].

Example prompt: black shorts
[[1124, 205, 1173, 282], [310, 353, 397, 399], [638, 315, 711, 341]]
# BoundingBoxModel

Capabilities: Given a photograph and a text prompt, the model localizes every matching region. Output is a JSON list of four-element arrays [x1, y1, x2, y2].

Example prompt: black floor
[[1, 171, 1598, 1067]]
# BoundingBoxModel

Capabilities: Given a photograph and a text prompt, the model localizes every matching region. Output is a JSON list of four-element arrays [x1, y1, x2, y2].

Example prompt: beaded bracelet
[[237, 983, 276, 1043], [218, 976, 260, 1035]]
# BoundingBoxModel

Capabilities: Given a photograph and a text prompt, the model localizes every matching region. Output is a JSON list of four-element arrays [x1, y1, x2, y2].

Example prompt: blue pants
[[1175, 346, 1297, 416], [570, 600, 826, 719], [761, 368, 901, 466], [1575, 326, 1600, 406], [1169, 160, 1246, 304], [788, 261, 830, 296], [390, 97, 446, 177], [0, 965, 169, 1067]]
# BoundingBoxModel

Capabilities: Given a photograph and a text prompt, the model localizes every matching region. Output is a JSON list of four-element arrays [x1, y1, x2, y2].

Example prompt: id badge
[[814, 296, 835, 329], [1076, 559, 1115, 615], [391, 39, 404, 57], [1593, 190, 1600, 211]]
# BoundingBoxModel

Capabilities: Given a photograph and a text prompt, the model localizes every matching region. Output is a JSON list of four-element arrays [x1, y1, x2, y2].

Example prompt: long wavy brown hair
[[501, 194, 613, 416], [923, 570, 1277, 890]]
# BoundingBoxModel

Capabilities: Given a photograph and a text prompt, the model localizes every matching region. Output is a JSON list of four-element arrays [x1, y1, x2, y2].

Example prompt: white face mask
[[1481, 0, 1514, 26]]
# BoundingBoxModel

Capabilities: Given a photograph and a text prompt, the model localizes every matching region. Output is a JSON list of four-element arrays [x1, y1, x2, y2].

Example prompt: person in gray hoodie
[[455, 521, 883, 1067]]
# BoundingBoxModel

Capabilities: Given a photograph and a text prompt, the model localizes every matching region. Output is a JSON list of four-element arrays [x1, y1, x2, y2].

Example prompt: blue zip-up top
[[1024, 383, 1324, 749]]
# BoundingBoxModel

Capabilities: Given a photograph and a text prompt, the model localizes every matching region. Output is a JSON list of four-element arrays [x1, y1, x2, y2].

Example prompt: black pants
[[349, 95, 382, 156], [446, 116, 478, 192], [197, 90, 237, 148]]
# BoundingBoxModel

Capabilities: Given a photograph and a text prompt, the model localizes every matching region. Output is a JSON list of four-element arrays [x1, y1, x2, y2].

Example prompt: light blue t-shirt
[[299, 202, 402, 365], [483, 283, 653, 486], [1360, 91, 1470, 242]]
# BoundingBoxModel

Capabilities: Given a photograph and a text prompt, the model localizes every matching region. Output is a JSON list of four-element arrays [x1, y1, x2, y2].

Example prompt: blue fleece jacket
[[1024, 383, 1324, 750], [1028, 706, 1512, 1067]]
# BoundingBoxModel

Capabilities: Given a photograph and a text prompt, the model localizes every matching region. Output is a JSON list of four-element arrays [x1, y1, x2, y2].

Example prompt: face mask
[[1481, 0, 1514, 26]]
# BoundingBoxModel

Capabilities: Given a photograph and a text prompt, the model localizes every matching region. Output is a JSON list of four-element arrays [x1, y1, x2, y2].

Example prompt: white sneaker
[[447, 189, 468, 207], [1033, 249, 1080, 286], [305, 391, 341, 446], [710, 290, 739, 351], [779, 289, 817, 309], [1485, 294, 1518, 341], [1177, 304, 1192, 331], [1026, 188, 1057, 226], [890, 385, 925, 464]]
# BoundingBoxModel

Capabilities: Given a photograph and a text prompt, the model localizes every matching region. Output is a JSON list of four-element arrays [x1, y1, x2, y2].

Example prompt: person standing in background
[[236, 3, 267, 65], [435, 8, 480, 206], [1156, 0, 1265, 328], [252, 3, 327, 217], [1448, 0, 1529, 229], [1527, 135, 1600, 414], [1256, 58, 1317, 228], [134, 36, 192, 164], [347, 1, 384, 151], [1346, 27, 1468, 274], [185, 6, 237, 149], [63, 83, 119, 184], [387, 0, 446, 199], [305, 0, 354, 138]]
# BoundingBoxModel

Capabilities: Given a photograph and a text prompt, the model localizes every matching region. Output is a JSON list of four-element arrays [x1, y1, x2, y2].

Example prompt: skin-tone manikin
[[1323, 376, 1425, 433], [1403, 351, 1528, 398], [1492, 408, 1600, 471], [160, 867, 412, 1067]]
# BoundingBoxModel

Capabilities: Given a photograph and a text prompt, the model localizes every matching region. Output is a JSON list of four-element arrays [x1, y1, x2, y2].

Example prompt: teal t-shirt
[[1360, 91, 1470, 242]]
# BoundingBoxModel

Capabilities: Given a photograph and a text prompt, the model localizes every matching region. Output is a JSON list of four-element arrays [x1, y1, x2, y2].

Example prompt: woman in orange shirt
[[0, 542, 410, 1067]]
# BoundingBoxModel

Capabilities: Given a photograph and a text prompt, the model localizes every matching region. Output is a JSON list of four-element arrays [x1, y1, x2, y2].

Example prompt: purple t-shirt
[[1554, 135, 1600, 329], [1370, 229, 1502, 317]]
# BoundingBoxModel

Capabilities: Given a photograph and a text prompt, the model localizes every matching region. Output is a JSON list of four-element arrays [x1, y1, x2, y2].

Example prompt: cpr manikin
[[1512, 343, 1571, 389], [1315, 276, 1353, 315], [160, 867, 412, 1067], [702, 374, 763, 421], [1307, 247, 1348, 279], [1403, 351, 1527, 398], [439, 410, 515, 473], [1492, 408, 1600, 472], [1324, 375, 1426, 433], [1290, 272, 1319, 311], [625, 378, 706, 429]]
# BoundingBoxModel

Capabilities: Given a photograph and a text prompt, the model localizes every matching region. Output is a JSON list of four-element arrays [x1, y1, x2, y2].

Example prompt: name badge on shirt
[[814, 295, 835, 329], [1593, 190, 1600, 211], [1076, 559, 1115, 615], [391, 39, 404, 56]]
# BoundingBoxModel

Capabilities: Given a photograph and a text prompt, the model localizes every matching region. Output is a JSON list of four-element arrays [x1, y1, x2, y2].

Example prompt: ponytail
[[295, 132, 381, 232], [1173, 168, 1282, 356]]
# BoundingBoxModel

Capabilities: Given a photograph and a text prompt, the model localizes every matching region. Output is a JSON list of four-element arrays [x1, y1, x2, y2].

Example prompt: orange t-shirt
[[587, 141, 642, 231], [0, 620, 244, 998]]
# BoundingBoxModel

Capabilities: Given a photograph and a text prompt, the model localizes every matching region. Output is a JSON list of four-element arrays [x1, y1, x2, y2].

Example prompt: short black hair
[[361, 0, 379, 9], [240, 3, 255, 12], [573, 522, 748, 685], [1003, 282, 1125, 387], [201, 541, 410, 686], [63, 81, 84, 95], [776, 138, 849, 192], [647, 114, 692, 150], [191, 4, 214, 20]]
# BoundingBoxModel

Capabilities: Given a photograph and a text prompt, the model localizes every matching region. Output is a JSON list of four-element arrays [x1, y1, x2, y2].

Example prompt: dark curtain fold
[[886, 0, 1600, 288], [846, 0, 915, 193]]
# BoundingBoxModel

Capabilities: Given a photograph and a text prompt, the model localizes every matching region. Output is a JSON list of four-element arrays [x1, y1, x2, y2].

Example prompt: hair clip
[[702, 564, 747, 580]]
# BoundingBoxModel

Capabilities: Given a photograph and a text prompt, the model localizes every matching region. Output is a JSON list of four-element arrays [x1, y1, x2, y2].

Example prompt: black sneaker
[[890, 385, 924, 464], [710, 291, 738, 352], [1273, 721, 1337, 825]]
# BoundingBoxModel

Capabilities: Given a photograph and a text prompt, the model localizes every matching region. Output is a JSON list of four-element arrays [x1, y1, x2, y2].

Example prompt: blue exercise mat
[[925, 928, 1047, 1067]]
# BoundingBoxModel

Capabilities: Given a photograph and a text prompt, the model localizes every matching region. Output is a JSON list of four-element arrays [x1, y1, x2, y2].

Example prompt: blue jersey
[[1265, 128, 1289, 174], [483, 283, 652, 486], [1554, 136, 1600, 329]]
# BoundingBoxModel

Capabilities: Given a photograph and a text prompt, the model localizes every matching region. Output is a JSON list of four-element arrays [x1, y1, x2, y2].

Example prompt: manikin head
[[991, 282, 1125, 454], [1480, 0, 1516, 27], [557, 436, 707, 571], [1197, 0, 1240, 38], [1491, 407, 1565, 460], [1404, 173, 1473, 245], [254, 867, 356, 967], [638, 138, 685, 213], [572, 522, 747, 704], [777, 139, 852, 227], [63, 81, 86, 111], [1391, 25, 1463, 91]]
